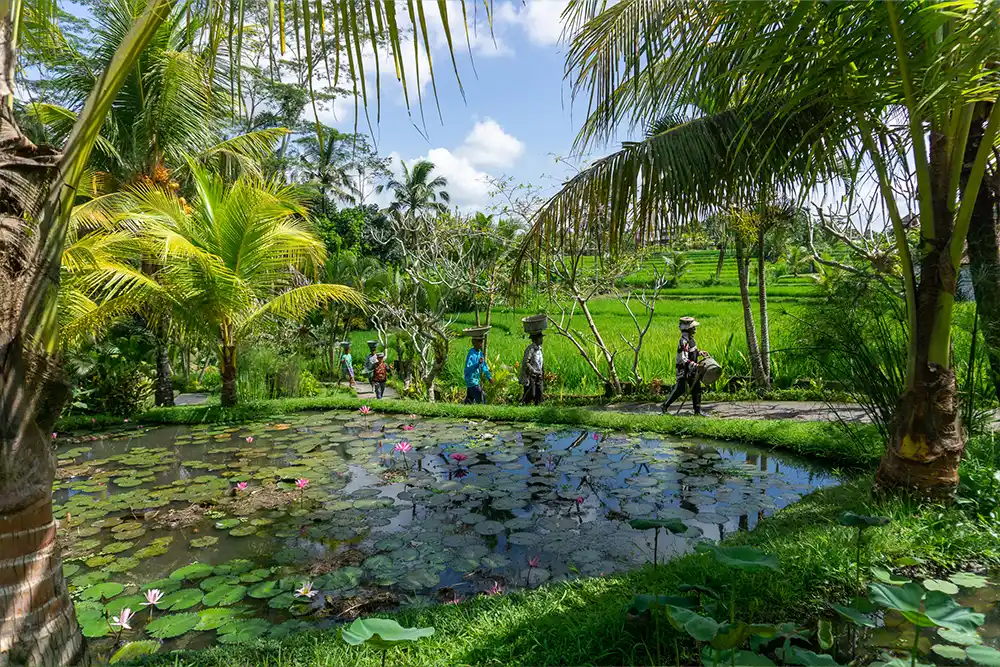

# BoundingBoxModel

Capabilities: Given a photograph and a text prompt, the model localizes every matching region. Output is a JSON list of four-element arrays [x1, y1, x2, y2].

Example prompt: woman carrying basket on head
[[661, 317, 710, 416]]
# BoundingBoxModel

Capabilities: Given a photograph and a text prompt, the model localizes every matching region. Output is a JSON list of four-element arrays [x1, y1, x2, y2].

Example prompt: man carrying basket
[[661, 317, 711, 416]]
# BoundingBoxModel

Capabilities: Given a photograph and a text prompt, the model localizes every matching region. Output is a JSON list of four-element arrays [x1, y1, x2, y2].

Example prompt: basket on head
[[698, 357, 723, 384], [679, 317, 700, 331], [521, 314, 548, 334], [463, 326, 492, 340], [340, 340, 351, 348]]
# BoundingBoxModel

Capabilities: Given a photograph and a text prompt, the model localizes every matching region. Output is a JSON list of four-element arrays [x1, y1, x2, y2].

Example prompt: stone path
[[599, 400, 871, 423], [354, 382, 400, 402], [174, 392, 211, 406]]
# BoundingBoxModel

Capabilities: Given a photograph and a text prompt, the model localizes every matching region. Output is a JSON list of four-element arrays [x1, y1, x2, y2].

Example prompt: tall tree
[[526, 0, 1000, 497], [0, 0, 475, 661], [378, 159, 450, 227]]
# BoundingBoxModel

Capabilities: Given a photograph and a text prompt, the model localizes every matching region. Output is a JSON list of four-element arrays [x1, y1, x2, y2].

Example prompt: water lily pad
[[229, 525, 257, 537], [113, 477, 144, 488], [85, 555, 114, 568], [341, 618, 435, 648], [508, 532, 541, 546], [239, 569, 272, 584], [79, 616, 112, 638], [400, 569, 440, 591], [109, 640, 160, 664], [967, 645, 1000, 666], [323, 567, 363, 590], [113, 528, 146, 540], [80, 582, 124, 601], [267, 592, 296, 609], [248, 580, 281, 599], [937, 628, 982, 645], [213, 559, 254, 576], [170, 563, 215, 581], [142, 578, 182, 594], [923, 579, 960, 595], [134, 544, 169, 559], [214, 519, 242, 530], [106, 557, 140, 573], [269, 619, 313, 638], [363, 555, 393, 571], [195, 608, 242, 631], [147, 612, 200, 639], [216, 618, 272, 644], [949, 572, 991, 589], [202, 584, 247, 607], [105, 595, 146, 616], [100, 541, 134, 555], [199, 576, 235, 592], [931, 644, 967, 660], [190, 536, 219, 549], [62, 563, 82, 578], [473, 520, 506, 536], [156, 588, 204, 611]]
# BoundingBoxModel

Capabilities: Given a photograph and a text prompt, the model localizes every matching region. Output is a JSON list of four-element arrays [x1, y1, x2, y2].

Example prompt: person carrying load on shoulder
[[464, 333, 493, 404], [339, 341, 356, 389], [372, 352, 390, 399], [363, 340, 379, 389], [661, 317, 709, 416]]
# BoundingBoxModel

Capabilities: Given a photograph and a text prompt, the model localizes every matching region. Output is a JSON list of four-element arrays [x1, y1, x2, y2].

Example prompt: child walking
[[340, 341, 356, 389], [372, 352, 390, 399]]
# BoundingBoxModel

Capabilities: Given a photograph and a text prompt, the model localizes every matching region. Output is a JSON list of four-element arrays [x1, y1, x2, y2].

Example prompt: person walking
[[520, 333, 544, 405], [363, 340, 379, 390], [372, 352, 390, 399], [661, 317, 708, 416], [464, 335, 493, 404], [340, 341, 356, 389]]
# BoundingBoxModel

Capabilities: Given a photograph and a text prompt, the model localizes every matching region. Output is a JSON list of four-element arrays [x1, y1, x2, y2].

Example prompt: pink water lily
[[593, 432, 600, 440], [575, 496, 585, 505], [123, 418, 129, 423], [110, 607, 134, 630], [51, 432, 57, 440], [402, 424, 415, 431], [528, 555, 541, 568], [394, 441, 412, 454], [235, 482, 249, 492], [295, 478, 309, 490], [142, 589, 163, 607], [450, 453, 468, 463], [408, 414, 417, 420], [360, 406, 372, 415], [295, 581, 318, 598], [445, 597, 463, 605], [486, 581, 504, 596], [246, 436, 254, 444], [454, 469, 468, 479]]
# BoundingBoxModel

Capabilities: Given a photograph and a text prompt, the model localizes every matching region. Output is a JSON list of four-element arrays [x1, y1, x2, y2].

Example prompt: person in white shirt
[[520, 333, 544, 405]]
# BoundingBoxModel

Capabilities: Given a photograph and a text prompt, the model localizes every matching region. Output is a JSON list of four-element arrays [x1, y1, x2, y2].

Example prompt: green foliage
[[109, 641, 160, 664], [341, 618, 435, 649]]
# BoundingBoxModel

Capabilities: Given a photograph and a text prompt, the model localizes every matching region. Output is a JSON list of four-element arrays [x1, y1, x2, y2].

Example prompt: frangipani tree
[[528, 0, 1000, 497], [125, 162, 364, 405]]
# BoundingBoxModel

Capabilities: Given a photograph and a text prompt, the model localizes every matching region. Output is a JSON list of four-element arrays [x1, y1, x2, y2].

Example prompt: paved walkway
[[600, 400, 871, 423], [354, 383, 400, 402], [175, 392, 210, 406]]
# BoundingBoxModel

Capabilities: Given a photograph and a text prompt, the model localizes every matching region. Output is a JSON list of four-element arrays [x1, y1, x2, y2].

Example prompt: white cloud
[[496, 0, 569, 46], [387, 119, 525, 211], [457, 118, 524, 168]]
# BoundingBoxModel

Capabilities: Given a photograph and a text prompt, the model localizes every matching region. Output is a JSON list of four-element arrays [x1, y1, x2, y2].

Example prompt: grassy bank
[[58, 396, 881, 467], [136, 476, 1000, 667]]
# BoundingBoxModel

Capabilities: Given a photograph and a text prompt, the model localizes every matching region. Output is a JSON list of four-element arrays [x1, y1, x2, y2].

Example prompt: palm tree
[[378, 159, 450, 231], [526, 0, 1000, 497], [294, 128, 361, 214], [125, 162, 364, 406], [25, 0, 287, 407], [3, 0, 471, 660]]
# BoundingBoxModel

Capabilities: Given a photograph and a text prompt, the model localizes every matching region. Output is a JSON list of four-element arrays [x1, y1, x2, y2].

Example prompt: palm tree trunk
[[154, 317, 174, 407], [757, 230, 771, 380], [963, 103, 1000, 403], [735, 239, 768, 388], [715, 243, 726, 282], [0, 339, 88, 666], [220, 345, 237, 407], [876, 134, 964, 498]]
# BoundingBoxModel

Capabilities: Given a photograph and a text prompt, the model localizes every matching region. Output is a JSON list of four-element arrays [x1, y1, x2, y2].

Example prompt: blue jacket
[[464, 348, 492, 387]]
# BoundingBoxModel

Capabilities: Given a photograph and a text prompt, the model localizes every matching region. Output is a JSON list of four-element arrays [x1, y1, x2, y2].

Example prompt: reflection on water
[[54, 411, 836, 649]]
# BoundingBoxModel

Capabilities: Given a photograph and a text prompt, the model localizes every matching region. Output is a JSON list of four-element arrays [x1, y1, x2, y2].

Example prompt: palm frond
[[237, 283, 365, 339]]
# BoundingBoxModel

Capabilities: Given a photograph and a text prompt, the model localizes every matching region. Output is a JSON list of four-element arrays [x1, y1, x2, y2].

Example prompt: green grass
[[80, 395, 882, 467], [135, 476, 1000, 667]]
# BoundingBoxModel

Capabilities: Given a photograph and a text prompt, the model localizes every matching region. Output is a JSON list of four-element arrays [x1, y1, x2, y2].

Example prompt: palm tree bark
[[220, 345, 237, 407], [715, 243, 726, 282], [963, 103, 1000, 403], [154, 317, 174, 407], [735, 239, 768, 388], [875, 134, 964, 497], [757, 229, 771, 380]]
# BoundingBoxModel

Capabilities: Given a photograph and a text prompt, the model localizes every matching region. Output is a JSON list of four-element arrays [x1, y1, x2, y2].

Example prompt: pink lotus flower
[[454, 469, 469, 479], [486, 581, 504, 596], [529, 555, 541, 568], [402, 424, 415, 431], [110, 607, 134, 630], [450, 453, 468, 463], [394, 441, 412, 454], [360, 406, 372, 415], [445, 597, 463, 605], [575, 496, 584, 505], [124, 418, 129, 423], [142, 589, 163, 607], [295, 581, 318, 598], [246, 436, 254, 444], [51, 432, 57, 440], [235, 482, 248, 492], [295, 478, 309, 489], [408, 414, 417, 420], [593, 432, 600, 440]]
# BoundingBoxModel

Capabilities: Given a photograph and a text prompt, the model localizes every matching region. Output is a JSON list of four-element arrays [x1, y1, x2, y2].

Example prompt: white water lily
[[295, 581, 318, 599], [110, 607, 134, 630]]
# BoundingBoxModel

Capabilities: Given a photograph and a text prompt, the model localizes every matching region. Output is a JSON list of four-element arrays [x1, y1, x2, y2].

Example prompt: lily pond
[[55, 410, 834, 651]]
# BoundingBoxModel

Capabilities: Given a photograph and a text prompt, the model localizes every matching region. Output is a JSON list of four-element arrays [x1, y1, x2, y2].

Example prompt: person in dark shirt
[[661, 317, 708, 416]]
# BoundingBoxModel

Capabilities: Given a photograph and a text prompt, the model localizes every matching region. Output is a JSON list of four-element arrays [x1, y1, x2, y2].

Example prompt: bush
[[200, 366, 222, 391], [299, 369, 322, 397]]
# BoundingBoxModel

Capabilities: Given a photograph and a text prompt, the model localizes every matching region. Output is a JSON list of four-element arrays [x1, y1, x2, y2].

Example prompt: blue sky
[[312, 1, 601, 213]]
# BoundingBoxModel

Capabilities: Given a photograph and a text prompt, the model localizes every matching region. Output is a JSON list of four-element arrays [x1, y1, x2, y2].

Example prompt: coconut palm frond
[[237, 283, 365, 337]]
